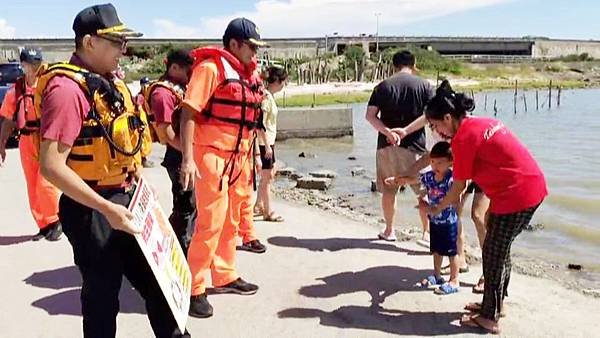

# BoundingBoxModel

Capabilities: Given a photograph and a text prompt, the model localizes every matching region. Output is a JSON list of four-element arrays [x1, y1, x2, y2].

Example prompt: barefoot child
[[385, 141, 460, 295]]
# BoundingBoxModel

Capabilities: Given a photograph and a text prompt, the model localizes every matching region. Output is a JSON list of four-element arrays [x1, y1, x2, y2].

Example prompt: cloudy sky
[[1, 0, 598, 40]]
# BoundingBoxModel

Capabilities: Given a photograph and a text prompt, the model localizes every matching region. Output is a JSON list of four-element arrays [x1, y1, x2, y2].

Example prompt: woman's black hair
[[264, 65, 288, 84], [425, 80, 475, 120]]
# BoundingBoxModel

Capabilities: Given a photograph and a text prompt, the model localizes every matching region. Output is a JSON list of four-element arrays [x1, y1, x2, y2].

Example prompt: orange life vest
[[12, 76, 39, 135], [143, 78, 185, 143], [190, 47, 264, 151]]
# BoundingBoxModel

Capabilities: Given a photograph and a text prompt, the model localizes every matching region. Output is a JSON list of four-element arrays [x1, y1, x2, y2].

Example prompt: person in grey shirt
[[365, 50, 434, 241]]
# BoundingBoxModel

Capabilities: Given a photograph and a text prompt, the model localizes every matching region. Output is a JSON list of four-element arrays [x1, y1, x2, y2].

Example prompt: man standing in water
[[365, 50, 434, 241]]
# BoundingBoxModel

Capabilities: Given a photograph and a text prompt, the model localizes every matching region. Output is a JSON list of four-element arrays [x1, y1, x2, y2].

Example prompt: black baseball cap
[[20, 47, 43, 63], [223, 18, 267, 47], [73, 3, 142, 39]]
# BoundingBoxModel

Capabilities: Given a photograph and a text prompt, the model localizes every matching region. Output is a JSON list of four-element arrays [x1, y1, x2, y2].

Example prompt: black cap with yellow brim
[[73, 3, 142, 39]]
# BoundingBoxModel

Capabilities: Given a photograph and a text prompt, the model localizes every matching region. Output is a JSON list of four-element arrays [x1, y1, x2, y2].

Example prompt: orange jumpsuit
[[183, 56, 260, 296], [0, 84, 60, 229]]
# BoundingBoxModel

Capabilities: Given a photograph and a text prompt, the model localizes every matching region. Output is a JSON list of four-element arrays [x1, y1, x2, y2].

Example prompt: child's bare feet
[[460, 313, 500, 334]]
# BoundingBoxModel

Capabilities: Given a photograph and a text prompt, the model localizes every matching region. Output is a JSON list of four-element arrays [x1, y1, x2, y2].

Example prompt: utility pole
[[375, 13, 382, 53]]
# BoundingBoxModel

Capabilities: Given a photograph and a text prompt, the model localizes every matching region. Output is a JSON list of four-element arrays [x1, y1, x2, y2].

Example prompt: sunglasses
[[96, 35, 128, 50], [242, 40, 259, 52]]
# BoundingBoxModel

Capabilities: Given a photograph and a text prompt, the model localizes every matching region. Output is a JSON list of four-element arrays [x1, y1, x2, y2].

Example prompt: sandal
[[464, 302, 507, 318], [264, 212, 284, 222], [253, 205, 264, 217], [460, 313, 501, 334], [434, 282, 459, 295], [416, 275, 445, 289], [472, 276, 485, 294]]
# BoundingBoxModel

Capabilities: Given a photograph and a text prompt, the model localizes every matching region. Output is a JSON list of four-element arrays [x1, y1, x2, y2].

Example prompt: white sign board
[[128, 176, 191, 332]]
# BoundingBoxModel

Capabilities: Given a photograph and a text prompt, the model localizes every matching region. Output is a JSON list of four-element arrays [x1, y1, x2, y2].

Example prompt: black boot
[[44, 221, 63, 241], [189, 293, 213, 318]]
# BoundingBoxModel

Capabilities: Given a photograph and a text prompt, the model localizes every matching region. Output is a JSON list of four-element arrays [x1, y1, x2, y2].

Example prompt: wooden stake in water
[[312, 92, 316, 108], [523, 93, 528, 113], [536, 90, 539, 111], [484, 94, 488, 111], [493, 99, 498, 116], [549, 80, 553, 109], [557, 86, 562, 107], [514, 80, 518, 114]]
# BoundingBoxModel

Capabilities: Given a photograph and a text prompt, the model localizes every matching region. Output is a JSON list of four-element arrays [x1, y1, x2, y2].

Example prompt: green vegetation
[[275, 91, 372, 108]]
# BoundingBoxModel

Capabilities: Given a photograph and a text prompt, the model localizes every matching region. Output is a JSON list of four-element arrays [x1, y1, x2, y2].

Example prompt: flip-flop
[[464, 302, 507, 318], [264, 212, 284, 222], [472, 276, 485, 294], [377, 231, 397, 242], [460, 314, 501, 334], [434, 282, 459, 295], [416, 239, 430, 248]]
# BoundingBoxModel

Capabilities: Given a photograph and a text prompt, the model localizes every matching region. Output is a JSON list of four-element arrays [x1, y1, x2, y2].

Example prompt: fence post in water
[[484, 94, 488, 111], [548, 80, 553, 109], [557, 86, 562, 107], [536, 90, 539, 111], [523, 94, 528, 112], [514, 80, 518, 114], [311, 92, 316, 108], [493, 99, 498, 116]]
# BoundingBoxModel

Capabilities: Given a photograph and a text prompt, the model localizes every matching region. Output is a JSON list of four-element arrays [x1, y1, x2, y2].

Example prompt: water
[[276, 88, 600, 277]]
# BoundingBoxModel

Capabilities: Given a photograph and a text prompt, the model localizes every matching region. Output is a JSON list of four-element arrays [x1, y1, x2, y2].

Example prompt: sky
[[1, 0, 599, 40]]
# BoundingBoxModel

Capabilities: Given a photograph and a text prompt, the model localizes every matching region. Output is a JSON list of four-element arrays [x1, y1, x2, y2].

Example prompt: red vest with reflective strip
[[190, 47, 264, 131]]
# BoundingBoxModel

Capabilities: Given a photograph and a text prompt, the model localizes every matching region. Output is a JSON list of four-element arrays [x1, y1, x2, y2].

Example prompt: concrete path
[[0, 148, 598, 337]]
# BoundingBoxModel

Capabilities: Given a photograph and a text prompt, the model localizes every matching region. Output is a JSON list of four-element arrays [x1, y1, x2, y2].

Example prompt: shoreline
[[271, 176, 600, 298], [275, 79, 593, 108]]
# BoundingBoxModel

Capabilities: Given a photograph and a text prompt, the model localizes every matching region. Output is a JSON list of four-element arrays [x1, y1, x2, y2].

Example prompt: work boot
[[31, 228, 49, 241], [189, 293, 213, 318], [238, 239, 267, 254], [213, 278, 258, 295], [44, 221, 63, 241]]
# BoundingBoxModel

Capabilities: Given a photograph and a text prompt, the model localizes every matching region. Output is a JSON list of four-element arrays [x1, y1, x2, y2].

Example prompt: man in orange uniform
[[179, 18, 267, 318], [0, 48, 62, 241]]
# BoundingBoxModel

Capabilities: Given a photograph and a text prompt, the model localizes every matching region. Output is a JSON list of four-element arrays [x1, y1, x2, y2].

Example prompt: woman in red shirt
[[424, 81, 547, 334]]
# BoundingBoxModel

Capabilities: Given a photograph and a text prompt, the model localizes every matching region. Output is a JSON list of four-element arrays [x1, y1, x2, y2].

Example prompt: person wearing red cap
[[37, 4, 189, 338], [0, 47, 62, 241], [179, 17, 267, 318]]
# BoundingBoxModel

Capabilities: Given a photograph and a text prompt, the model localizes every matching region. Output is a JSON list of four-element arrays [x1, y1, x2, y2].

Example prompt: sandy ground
[[0, 146, 598, 338]]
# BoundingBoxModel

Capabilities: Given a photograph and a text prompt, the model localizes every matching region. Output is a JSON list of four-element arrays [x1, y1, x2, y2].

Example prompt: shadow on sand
[[25, 265, 145, 316]]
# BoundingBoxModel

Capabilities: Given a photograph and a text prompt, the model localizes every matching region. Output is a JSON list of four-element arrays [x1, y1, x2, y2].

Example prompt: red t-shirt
[[150, 86, 177, 124], [452, 116, 547, 214], [40, 54, 92, 147]]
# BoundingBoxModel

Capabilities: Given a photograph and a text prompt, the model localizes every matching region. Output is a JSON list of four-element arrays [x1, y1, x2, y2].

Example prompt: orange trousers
[[188, 145, 255, 296], [18, 135, 61, 229]]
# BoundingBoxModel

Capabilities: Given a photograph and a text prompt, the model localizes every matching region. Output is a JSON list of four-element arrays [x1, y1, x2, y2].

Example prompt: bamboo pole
[[514, 80, 518, 114], [493, 99, 498, 116], [548, 80, 553, 109], [523, 93, 528, 112]]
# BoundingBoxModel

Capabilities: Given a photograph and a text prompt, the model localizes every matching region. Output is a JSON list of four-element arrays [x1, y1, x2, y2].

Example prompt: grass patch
[[276, 91, 372, 107]]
